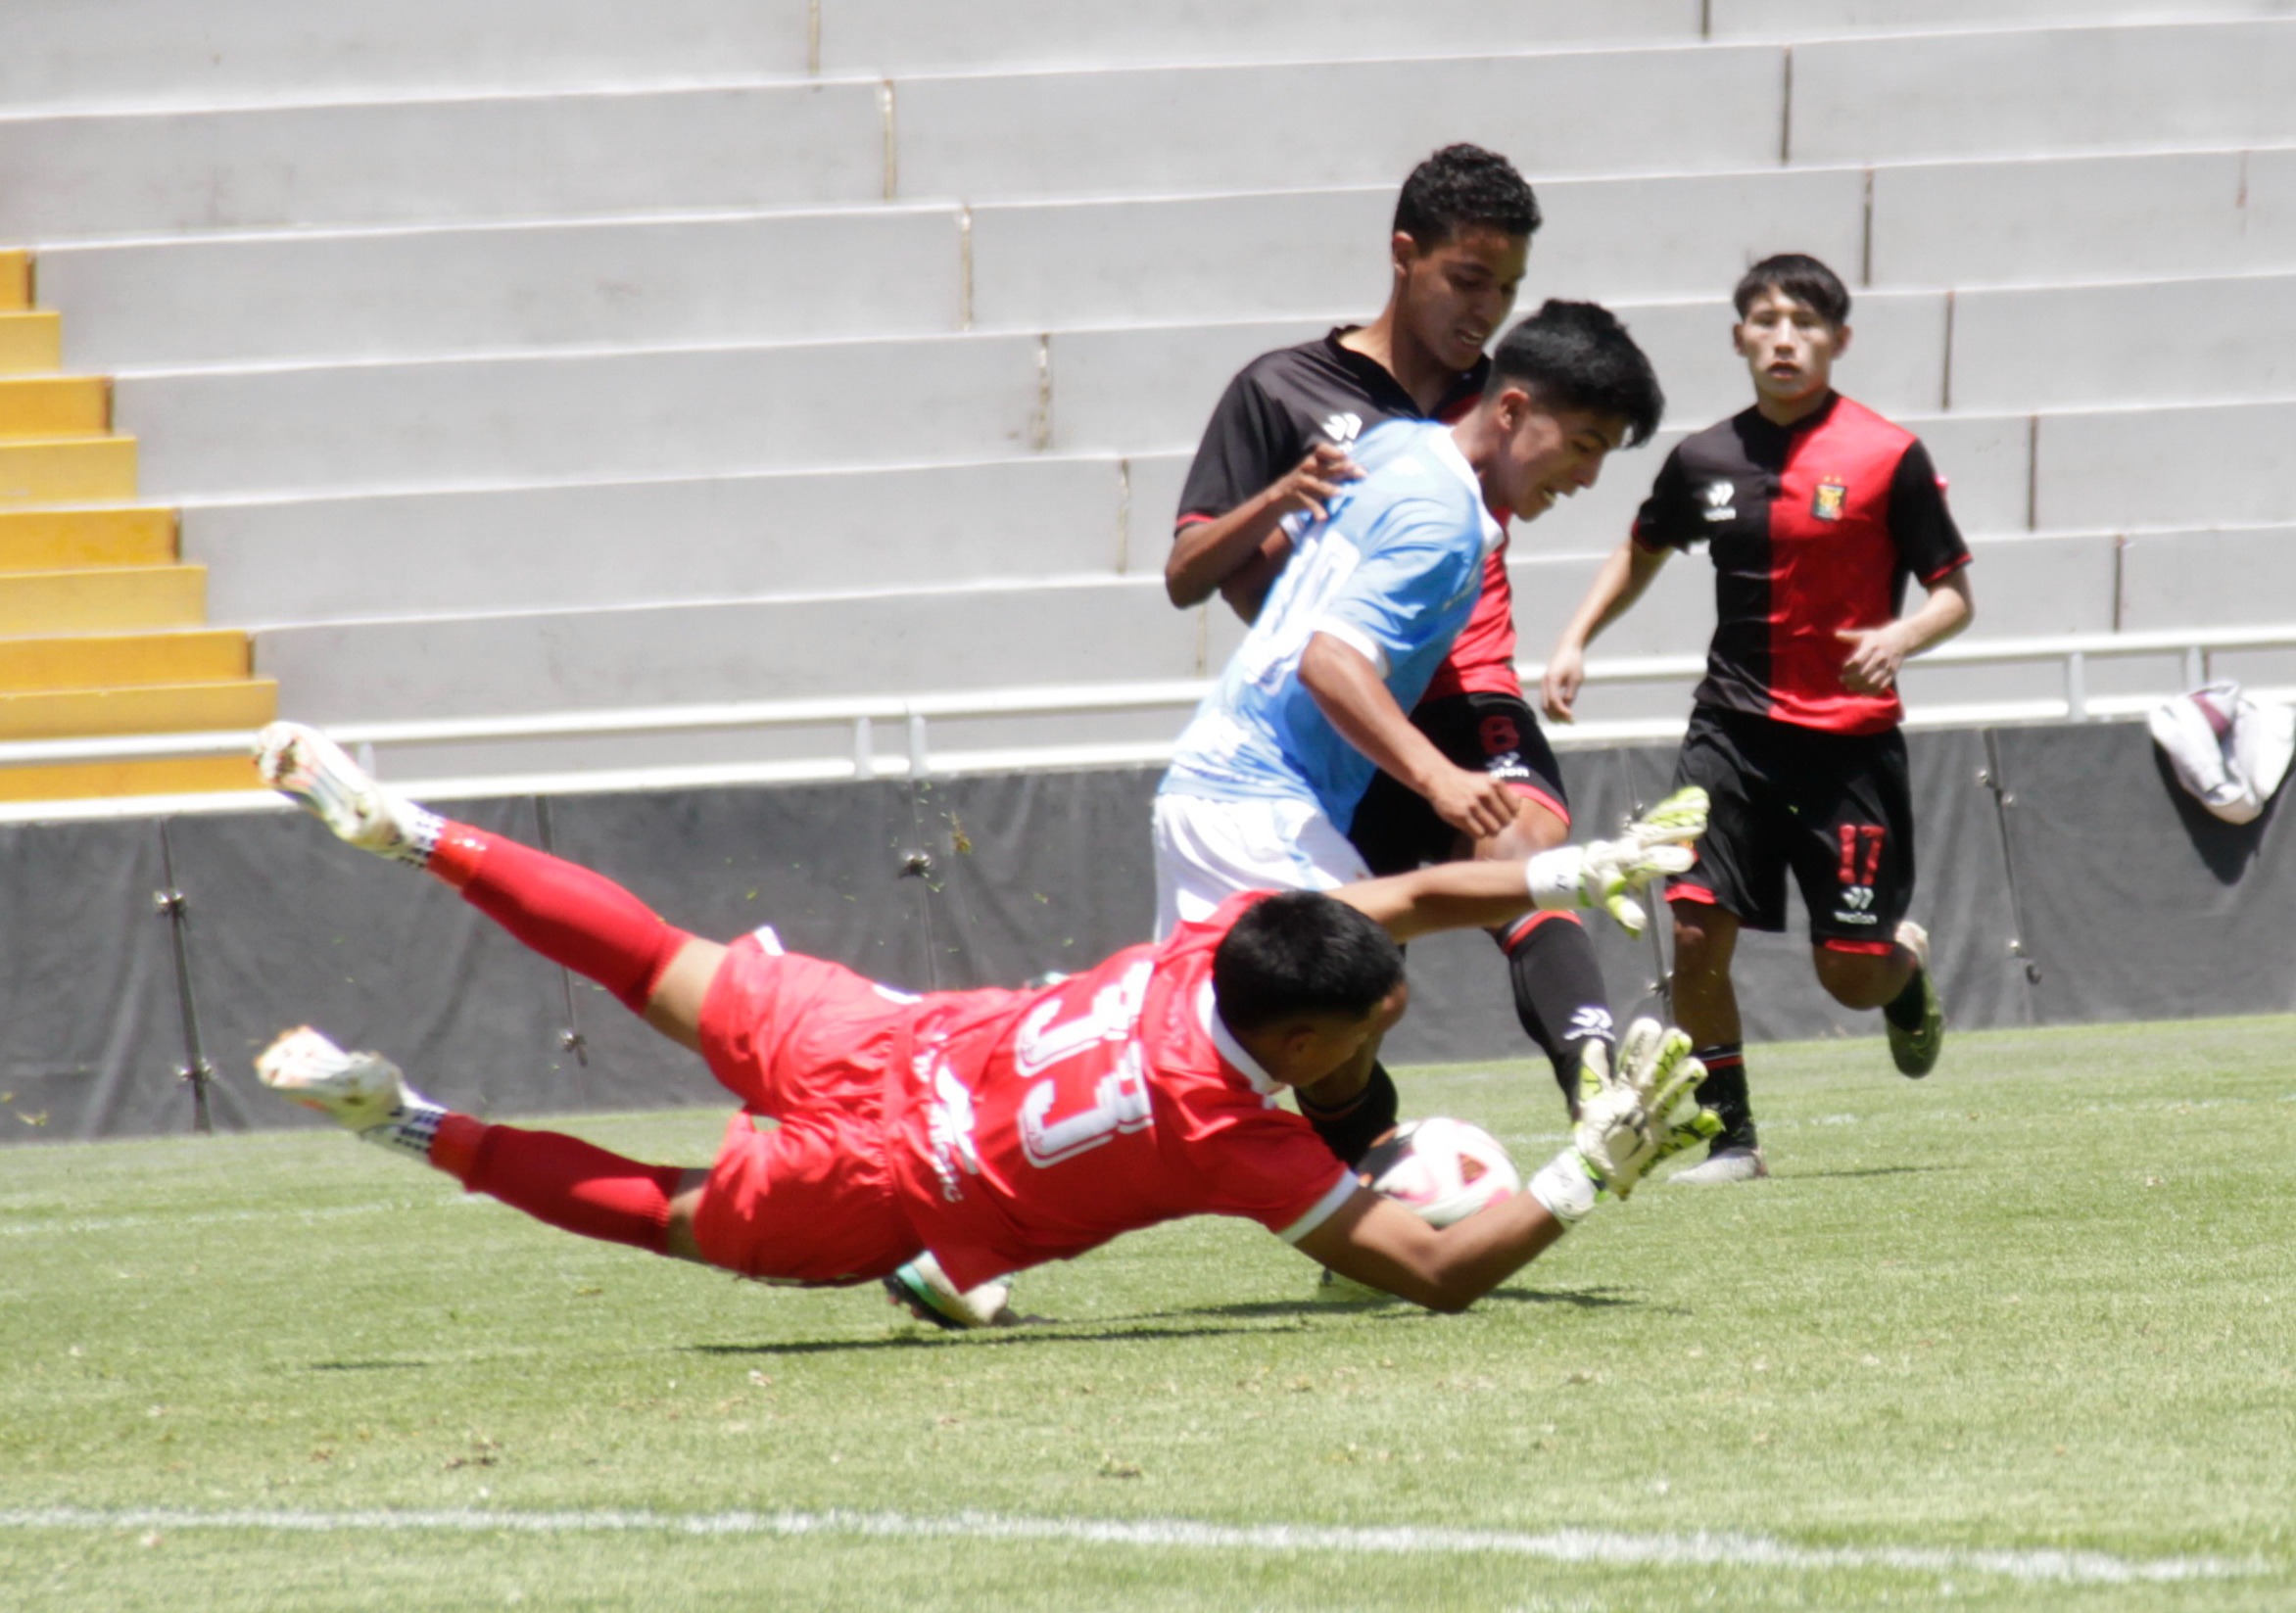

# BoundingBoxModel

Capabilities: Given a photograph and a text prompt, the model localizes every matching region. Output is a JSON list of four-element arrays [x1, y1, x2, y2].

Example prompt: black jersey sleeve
[[1887, 439, 1972, 584], [1629, 443, 1701, 551], [1175, 366, 1302, 528]]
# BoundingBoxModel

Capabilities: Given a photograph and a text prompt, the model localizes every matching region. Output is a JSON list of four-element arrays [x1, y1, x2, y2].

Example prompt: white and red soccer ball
[[1357, 1116, 1520, 1227]]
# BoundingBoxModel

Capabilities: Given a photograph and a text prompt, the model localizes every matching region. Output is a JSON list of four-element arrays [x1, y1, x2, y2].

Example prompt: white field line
[[0, 1506, 2260, 1587]]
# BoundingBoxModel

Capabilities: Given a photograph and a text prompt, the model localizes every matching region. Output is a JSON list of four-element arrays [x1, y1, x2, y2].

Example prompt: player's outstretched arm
[[1334, 786, 1707, 940], [1294, 1021, 1711, 1311]]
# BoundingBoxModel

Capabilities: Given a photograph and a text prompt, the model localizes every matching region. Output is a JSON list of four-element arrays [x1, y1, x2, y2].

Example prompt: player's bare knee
[[663, 1171, 712, 1264], [641, 937, 732, 1054], [1811, 945, 1906, 1010]]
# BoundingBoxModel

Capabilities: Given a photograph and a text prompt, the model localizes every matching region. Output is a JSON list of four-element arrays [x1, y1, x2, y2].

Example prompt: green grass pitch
[[4, 1017, 2293, 1611]]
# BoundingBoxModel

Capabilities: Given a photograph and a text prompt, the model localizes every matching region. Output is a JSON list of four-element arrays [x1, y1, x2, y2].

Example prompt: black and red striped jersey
[[1630, 393, 1970, 735], [1175, 329, 1522, 702]]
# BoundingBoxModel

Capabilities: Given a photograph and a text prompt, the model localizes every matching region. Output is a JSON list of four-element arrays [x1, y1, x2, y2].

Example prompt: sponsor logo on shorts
[[1834, 884, 1879, 925]]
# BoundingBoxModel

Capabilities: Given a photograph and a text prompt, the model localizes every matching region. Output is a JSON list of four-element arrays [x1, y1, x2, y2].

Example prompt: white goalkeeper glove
[[1528, 1019, 1718, 1223], [1523, 785, 1709, 937]]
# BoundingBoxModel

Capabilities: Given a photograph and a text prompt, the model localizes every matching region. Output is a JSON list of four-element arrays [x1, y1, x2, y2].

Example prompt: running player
[[1166, 143, 1646, 1151], [1542, 254, 1974, 1183], [251, 722, 1707, 1324], [1158, 299, 1678, 1159]]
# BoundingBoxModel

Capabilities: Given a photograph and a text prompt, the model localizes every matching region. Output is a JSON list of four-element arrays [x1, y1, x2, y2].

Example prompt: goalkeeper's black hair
[[1489, 299, 1665, 449], [1212, 891, 1405, 1033], [1393, 143, 1541, 249]]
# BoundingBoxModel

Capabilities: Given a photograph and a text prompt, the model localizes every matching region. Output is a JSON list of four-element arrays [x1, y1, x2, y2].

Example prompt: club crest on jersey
[[1811, 478, 1848, 522], [1703, 480, 1737, 522]]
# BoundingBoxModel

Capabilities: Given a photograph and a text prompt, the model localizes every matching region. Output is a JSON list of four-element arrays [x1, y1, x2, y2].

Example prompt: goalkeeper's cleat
[[257, 1025, 414, 1133], [1668, 1144, 1768, 1186], [1887, 920, 1943, 1078], [255, 721, 437, 866], [884, 1253, 1015, 1330]]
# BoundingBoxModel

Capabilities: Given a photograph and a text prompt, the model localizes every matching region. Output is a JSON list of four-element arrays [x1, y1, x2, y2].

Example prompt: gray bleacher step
[[0, 81, 885, 240], [1790, 19, 2296, 166], [40, 208, 967, 371]]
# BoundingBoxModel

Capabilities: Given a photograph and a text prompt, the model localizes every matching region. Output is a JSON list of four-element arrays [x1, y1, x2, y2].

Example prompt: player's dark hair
[[1733, 253, 1852, 327], [1393, 143, 1541, 249], [1489, 299, 1665, 448], [1212, 891, 1405, 1034]]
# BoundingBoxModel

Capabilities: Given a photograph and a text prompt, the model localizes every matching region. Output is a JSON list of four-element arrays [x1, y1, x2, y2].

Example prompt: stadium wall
[[6, 717, 2289, 1145]]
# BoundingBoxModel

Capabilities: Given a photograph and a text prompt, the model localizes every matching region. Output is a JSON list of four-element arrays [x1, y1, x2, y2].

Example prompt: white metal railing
[[5, 624, 2295, 821]]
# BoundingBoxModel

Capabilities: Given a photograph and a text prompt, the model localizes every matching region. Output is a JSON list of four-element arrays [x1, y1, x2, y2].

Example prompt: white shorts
[[1151, 792, 1373, 938]]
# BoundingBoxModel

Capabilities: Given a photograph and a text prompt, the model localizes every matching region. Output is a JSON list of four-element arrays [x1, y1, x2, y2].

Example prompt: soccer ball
[[1357, 1117, 1521, 1227]]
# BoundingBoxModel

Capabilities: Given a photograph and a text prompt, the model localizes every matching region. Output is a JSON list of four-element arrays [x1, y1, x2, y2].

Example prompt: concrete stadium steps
[[0, 505, 178, 570], [1787, 19, 2296, 166], [1711, 0, 2296, 35], [250, 576, 1212, 725], [0, 754, 261, 802], [1870, 149, 2296, 287], [0, 436, 138, 506], [0, 374, 110, 436], [0, 565, 207, 635], [0, 83, 887, 241], [32, 166, 1869, 370], [9, 0, 2265, 114], [0, 628, 251, 691], [184, 457, 1141, 624], [103, 295, 1954, 504], [0, 251, 27, 308], [1948, 273, 2296, 412], [0, 0, 814, 114], [36, 209, 969, 371], [115, 334, 1050, 501], [0, 313, 63, 373], [38, 152, 2296, 372], [0, 678, 275, 740], [890, 47, 1786, 204]]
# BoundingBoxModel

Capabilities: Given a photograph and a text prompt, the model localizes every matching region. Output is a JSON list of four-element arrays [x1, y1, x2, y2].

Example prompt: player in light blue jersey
[[1156, 303, 1665, 932], [1151, 301, 1677, 1177], [1163, 415, 1500, 827]]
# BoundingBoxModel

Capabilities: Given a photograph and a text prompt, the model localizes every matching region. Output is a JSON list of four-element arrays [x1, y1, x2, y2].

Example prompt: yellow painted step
[[0, 436, 138, 505], [0, 506, 176, 570], [0, 310, 61, 373], [0, 251, 28, 311], [0, 679, 277, 740], [0, 376, 109, 438], [0, 565, 206, 635], [0, 754, 263, 802], [0, 630, 250, 692]]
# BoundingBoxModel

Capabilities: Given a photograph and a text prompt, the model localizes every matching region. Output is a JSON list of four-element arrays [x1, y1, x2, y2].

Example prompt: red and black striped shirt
[[1630, 393, 1970, 735]]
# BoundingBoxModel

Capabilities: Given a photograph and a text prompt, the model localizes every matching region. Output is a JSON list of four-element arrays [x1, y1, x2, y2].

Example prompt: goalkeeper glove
[[1523, 785, 1710, 937], [1527, 1018, 1716, 1222]]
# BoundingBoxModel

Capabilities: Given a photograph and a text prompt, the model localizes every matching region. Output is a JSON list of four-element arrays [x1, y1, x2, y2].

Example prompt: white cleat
[[254, 721, 432, 863], [1668, 1145, 1769, 1186], [257, 1026, 411, 1133]]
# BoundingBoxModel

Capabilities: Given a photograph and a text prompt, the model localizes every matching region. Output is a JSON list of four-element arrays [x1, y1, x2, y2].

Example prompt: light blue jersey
[[1161, 419, 1505, 830]]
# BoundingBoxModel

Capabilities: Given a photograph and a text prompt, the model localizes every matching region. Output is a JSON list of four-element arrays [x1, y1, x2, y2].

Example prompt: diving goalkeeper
[[252, 722, 1709, 1326]]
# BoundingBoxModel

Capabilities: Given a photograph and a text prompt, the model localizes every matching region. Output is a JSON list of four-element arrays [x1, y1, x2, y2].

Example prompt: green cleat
[[1888, 921, 1944, 1078]]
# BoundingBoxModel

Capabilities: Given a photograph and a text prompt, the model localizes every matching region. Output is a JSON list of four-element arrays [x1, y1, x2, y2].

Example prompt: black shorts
[[1669, 704, 1914, 952], [1348, 691, 1570, 877]]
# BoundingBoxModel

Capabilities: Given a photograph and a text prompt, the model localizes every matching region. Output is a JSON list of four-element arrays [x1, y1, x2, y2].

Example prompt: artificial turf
[[4, 1015, 2292, 1610]]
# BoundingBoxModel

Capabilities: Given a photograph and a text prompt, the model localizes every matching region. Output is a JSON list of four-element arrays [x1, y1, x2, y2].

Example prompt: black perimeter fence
[[4, 718, 2290, 1145]]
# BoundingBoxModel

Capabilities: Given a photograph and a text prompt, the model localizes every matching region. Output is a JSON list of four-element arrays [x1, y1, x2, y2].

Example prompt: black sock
[[1502, 914, 1614, 1117], [1297, 1061, 1399, 1168], [1692, 1044, 1755, 1149], [1883, 963, 1928, 1031]]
